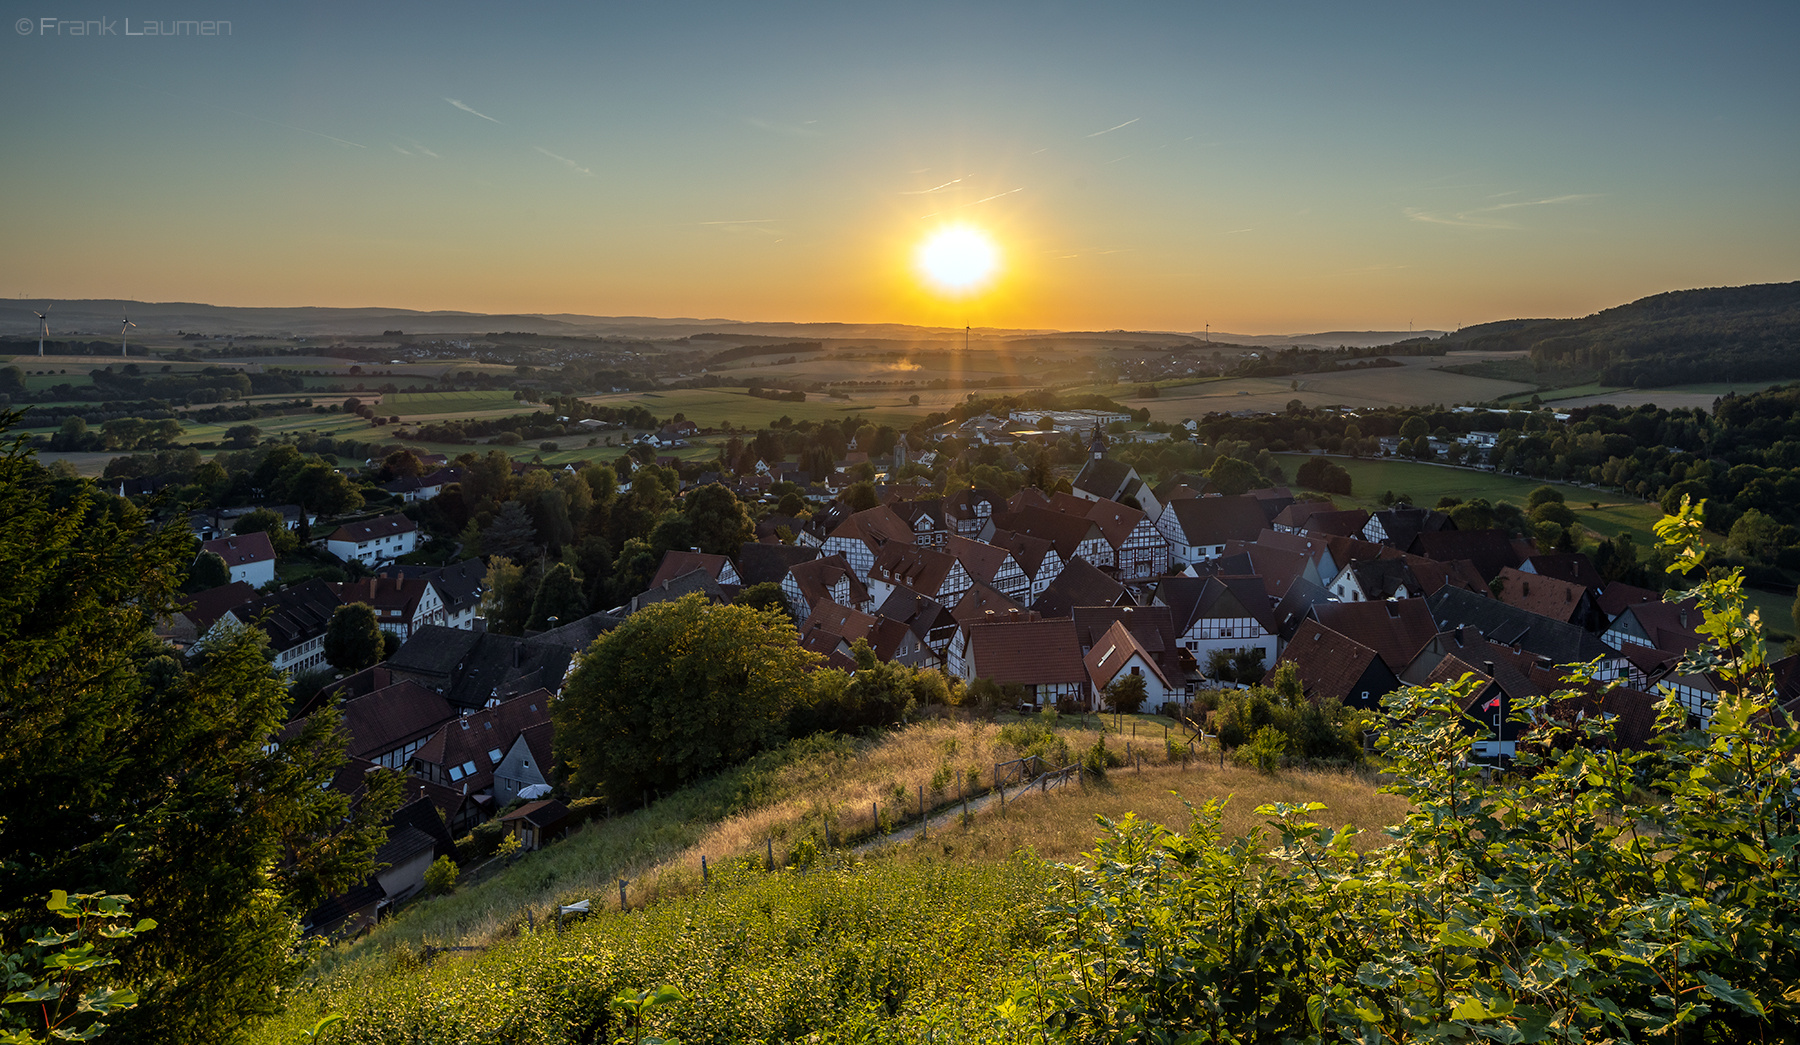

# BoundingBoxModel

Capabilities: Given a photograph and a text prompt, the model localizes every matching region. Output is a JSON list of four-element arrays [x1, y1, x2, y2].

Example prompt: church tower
[[1089, 421, 1107, 461]]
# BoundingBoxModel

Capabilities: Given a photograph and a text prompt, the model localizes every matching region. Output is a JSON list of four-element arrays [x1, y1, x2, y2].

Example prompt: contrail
[[447, 98, 501, 123], [1086, 117, 1139, 137]]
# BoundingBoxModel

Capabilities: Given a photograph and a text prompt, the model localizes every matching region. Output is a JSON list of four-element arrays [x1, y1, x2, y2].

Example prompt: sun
[[916, 225, 999, 293]]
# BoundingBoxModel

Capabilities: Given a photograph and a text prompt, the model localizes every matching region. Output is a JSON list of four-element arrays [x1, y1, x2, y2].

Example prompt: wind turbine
[[33, 306, 49, 356], [120, 315, 136, 358]]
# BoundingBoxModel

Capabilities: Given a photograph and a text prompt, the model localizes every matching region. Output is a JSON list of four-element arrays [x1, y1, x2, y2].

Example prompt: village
[[144, 413, 1772, 938]]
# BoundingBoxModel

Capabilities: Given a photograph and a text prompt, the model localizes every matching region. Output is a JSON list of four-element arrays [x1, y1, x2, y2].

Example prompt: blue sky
[[3, 1, 1795, 332]]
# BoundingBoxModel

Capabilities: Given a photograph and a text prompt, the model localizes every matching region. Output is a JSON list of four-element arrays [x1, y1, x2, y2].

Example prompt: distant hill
[[0, 298, 1439, 350], [6, 283, 1797, 384], [1201, 330, 1448, 349], [1441, 281, 1800, 387], [0, 300, 1057, 341]]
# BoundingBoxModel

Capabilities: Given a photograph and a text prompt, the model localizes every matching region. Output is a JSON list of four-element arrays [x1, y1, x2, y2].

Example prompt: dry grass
[[639, 719, 1404, 902], [880, 761, 1411, 867], [332, 718, 1406, 963]]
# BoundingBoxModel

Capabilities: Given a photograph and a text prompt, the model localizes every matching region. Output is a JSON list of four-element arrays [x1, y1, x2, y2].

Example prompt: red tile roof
[[330, 513, 418, 544], [412, 690, 553, 795], [330, 573, 435, 618], [988, 506, 1097, 563], [828, 505, 917, 551], [952, 581, 1028, 625], [1270, 621, 1390, 705], [650, 551, 734, 590], [943, 534, 1012, 586], [339, 681, 456, 763], [989, 527, 1057, 576], [179, 581, 259, 630], [1493, 566, 1588, 623], [1311, 599, 1438, 671], [869, 542, 958, 594], [967, 618, 1087, 685], [201, 530, 276, 566]]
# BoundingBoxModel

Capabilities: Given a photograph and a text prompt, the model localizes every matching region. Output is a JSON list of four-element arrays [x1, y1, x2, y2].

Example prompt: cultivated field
[[579, 387, 947, 430], [1128, 355, 1539, 420], [381, 390, 536, 419], [1543, 382, 1780, 411]]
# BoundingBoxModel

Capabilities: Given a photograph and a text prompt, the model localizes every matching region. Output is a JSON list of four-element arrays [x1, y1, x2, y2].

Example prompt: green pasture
[[1273, 453, 1665, 547], [382, 390, 535, 418]]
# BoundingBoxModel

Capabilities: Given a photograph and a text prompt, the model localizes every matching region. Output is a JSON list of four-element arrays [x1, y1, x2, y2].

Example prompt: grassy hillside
[[1446, 281, 1800, 388], [253, 718, 1405, 1042]]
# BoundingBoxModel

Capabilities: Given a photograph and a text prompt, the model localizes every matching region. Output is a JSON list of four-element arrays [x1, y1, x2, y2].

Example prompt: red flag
[[1485, 696, 1501, 710]]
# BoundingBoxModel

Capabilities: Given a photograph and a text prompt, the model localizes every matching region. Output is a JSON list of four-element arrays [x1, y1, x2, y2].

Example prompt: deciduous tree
[[0, 423, 397, 1043], [527, 562, 586, 631], [678, 484, 754, 556], [323, 603, 383, 674], [1205, 455, 1261, 496], [187, 550, 229, 591], [556, 595, 816, 800]]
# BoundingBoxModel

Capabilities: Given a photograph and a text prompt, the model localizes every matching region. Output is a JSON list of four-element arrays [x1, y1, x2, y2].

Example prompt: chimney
[[1482, 660, 1495, 677], [1453, 625, 1464, 645]]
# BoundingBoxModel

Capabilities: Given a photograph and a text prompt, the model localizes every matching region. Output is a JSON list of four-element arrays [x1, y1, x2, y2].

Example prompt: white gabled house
[[1156, 495, 1271, 566], [327, 514, 419, 566], [200, 531, 278, 588], [1154, 575, 1280, 675]]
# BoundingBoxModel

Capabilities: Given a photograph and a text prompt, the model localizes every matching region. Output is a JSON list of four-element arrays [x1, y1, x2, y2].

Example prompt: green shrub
[[996, 718, 1071, 767], [458, 819, 507, 863], [1238, 725, 1288, 774], [1080, 736, 1113, 779], [423, 855, 458, 896]]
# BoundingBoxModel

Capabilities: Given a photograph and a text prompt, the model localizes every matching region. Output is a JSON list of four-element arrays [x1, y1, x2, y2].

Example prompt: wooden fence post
[[919, 785, 927, 839], [873, 801, 880, 832], [766, 837, 774, 871], [701, 855, 708, 884], [619, 879, 628, 911]]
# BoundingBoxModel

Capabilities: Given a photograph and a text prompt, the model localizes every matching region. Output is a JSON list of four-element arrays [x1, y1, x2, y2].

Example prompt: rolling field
[[382, 390, 536, 418], [1131, 356, 1538, 420], [1544, 385, 1781, 412], [580, 386, 942, 429], [1273, 453, 1666, 546]]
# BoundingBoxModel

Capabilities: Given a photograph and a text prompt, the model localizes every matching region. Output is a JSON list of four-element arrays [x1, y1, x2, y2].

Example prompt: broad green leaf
[[1695, 971, 1765, 1016]]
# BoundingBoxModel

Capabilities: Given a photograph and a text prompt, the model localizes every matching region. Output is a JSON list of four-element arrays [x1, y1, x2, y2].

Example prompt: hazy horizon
[[4, 1, 1796, 335]]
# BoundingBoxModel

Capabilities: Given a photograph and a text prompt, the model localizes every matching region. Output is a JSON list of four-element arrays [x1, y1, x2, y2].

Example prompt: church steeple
[[1089, 421, 1107, 461]]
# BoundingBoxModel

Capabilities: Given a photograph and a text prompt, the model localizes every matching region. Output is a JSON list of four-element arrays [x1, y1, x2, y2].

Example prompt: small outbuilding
[[500, 799, 570, 852]]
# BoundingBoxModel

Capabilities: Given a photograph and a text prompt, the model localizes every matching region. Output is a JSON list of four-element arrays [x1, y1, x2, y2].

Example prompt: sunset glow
[[0, 4, 1794, 332], [917, 226, 1000, 294]]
